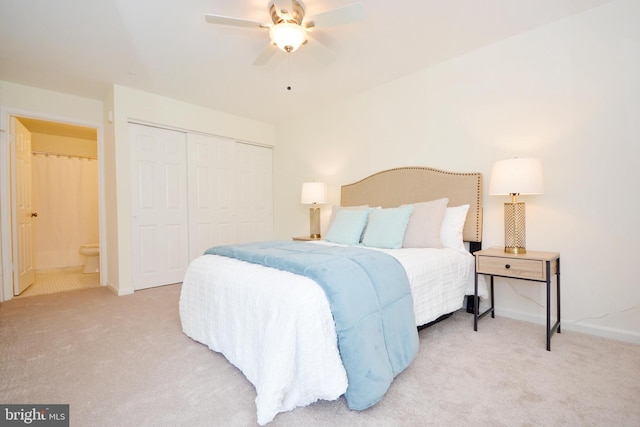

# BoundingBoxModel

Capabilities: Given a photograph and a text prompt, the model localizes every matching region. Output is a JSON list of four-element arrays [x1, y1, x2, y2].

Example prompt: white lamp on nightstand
[[489, 158, 544, 254], [300, 182, 327, 239]]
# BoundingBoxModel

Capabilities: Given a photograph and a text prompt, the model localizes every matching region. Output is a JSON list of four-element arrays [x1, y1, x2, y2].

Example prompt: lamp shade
[[489, 158, 544, 195], [269, 23, 307, 53], [300, 182, 327, 204]]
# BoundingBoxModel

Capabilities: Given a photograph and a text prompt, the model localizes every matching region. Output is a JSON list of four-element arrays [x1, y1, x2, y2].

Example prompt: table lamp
[[489, 158, 544, 254], [300, 182, 327, 239]]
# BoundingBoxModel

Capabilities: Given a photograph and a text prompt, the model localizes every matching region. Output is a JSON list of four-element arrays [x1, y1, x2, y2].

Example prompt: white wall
[[274, 0, 640, 343], [107, 85, 276, 295], [0, 81, 104, 301]]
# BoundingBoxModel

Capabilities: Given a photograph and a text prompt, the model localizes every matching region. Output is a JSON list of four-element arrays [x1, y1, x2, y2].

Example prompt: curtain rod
[[32, 151, 97, 160]]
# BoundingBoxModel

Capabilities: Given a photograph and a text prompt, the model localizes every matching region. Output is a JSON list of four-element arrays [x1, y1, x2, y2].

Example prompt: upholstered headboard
[[340, 166, 483, 244]]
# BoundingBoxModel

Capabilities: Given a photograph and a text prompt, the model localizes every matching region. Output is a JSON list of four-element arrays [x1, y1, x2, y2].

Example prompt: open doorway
[[10, 116, 100, 298]]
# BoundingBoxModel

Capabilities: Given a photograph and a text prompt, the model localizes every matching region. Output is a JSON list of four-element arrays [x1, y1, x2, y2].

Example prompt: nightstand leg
[[474, 273, 479, 331], [557, 258, 561, 334], [474, 274, 495, 331], [490, 276, 495, 318], [546, 259, 563, 351], [546, 277, 551, 351], [546, 261, 552, 351]]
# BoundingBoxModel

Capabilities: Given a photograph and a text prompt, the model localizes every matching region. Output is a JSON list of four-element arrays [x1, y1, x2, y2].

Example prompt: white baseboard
[[106, 281, 134, 296], [497, 308, 640, 345]]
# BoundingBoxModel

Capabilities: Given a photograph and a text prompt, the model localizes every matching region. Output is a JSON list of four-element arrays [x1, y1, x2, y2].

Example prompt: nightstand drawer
[[477, 255, 550, 280]]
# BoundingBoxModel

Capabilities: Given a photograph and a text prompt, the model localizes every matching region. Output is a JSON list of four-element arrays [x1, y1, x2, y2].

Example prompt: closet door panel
[[187, 134, 237, 259], [130, 124, 189, 290], [236, 143, 273, 243]]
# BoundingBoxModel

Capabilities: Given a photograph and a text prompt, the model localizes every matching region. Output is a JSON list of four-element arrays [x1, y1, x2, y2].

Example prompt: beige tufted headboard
[[340, 166, 483, 244]]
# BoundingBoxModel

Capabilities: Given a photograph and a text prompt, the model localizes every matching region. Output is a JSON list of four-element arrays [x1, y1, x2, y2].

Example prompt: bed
[[179, 166, 485, 425]]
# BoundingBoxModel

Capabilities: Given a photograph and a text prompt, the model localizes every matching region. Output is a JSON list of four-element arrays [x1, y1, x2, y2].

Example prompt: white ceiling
[[0, 0, 615, 125]]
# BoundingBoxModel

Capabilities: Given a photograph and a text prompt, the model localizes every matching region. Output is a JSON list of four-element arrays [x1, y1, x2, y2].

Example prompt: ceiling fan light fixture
[[269, 22, 307, 53]]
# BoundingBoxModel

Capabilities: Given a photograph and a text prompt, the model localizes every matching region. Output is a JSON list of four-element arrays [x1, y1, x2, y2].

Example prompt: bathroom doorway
[[10, 116, 100, 298]]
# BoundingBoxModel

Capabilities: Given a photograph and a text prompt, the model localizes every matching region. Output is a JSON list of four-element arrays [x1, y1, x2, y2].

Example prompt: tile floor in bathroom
[[16, 266, 100, 298]]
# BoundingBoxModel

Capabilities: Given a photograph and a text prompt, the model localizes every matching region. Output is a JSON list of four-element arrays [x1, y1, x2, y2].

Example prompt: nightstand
[[292, 236, 322, 241], [474, 248, 561, 351]]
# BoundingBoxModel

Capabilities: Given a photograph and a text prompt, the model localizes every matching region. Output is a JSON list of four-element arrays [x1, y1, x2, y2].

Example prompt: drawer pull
[[505, 264, 511, 269]]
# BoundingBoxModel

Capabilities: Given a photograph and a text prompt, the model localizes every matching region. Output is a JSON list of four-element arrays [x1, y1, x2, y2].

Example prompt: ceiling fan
[[205, 1, 365, 65]]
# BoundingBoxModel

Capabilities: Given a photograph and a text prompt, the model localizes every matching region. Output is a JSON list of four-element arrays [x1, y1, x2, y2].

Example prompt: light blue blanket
[[205, 240, 419, 410]]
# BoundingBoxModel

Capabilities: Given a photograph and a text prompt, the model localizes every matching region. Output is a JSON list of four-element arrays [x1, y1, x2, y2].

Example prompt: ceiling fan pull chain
[[287, 54, 292, 91]]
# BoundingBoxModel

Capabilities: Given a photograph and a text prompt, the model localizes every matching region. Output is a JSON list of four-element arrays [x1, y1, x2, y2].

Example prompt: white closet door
[[130, 124, 189, 290], [236, 143, 273, 243], [187, 134, 237, 260]]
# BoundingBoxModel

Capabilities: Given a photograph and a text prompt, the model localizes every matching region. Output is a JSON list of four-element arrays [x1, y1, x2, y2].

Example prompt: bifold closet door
[[187, 137, 274, 257], [236, 143, 273, 243], [187, 134, 237, 259], [130, 124, 189, 290]]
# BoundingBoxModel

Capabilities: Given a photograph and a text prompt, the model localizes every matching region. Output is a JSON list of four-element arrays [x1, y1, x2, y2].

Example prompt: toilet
[[79, 244, 100, 273]]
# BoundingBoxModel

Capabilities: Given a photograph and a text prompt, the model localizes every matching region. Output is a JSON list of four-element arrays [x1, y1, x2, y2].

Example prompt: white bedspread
[[179, 243, 485, 425]]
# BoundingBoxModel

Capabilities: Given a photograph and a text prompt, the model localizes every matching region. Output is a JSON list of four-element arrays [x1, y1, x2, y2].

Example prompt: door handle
[[31, 212, 38, 218]]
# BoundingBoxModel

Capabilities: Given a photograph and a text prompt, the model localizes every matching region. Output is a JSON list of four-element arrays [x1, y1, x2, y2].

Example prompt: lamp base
[[504, 201, 526, 255], [309, 206, 321, 240], [504, 246, 527, 255]]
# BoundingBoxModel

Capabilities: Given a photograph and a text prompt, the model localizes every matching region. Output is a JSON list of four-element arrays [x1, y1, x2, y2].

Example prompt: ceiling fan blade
[[304, 35, 335, 65], [305, 2, 365, 29], [253, 43, 278, 66], [205, 14, 267, 29]]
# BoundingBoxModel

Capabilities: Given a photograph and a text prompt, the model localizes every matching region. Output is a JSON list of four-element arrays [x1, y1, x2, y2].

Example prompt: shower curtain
[[32, 154, 99, 270]]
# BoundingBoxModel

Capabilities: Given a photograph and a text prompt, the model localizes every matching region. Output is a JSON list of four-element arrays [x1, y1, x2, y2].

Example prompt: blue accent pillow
[[362, 205, 414, 249], [325, 208, 370, 245]]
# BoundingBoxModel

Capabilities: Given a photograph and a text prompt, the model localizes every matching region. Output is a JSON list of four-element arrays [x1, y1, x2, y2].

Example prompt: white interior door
[[187, 134, 237, 260], [236, 143, 273, 243], [130, 124, 188, 290], [11, 117, 35, 295]]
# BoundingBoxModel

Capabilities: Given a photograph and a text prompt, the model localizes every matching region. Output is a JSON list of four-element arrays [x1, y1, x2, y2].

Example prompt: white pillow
[[325, 208, 371, 245], [362, 205, 413, 249], [440, 204, 470, 251], [401, 198, 449, 248]]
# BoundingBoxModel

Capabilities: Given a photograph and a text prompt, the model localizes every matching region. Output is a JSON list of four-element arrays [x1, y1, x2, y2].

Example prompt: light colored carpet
[[1, 284, 638, 426]]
